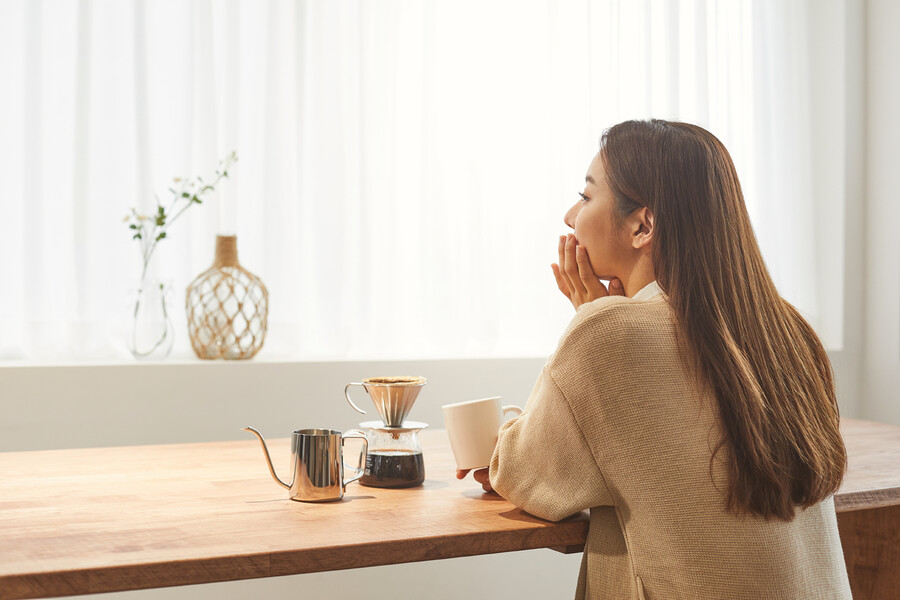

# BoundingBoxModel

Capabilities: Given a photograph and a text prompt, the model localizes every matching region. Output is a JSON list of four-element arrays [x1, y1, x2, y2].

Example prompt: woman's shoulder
[[568, 293, 672, 338], [548, 295, 677, 373], [543, 294, 688, 416]]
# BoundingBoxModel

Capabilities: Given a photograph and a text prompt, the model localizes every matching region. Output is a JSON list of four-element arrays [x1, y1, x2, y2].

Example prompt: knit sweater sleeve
[[488, 366, 614, 522]]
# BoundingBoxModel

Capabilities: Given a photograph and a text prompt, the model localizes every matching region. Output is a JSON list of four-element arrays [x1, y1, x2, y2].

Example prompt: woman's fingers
[[551, 263, 571, 299], [563, 235, 586, 296], [576, 245, 606, 298], [472, 468, 493, 493], [608, 278, 625, 296], [555, 235, 577, 306], [557, 234, 624, 310], [557, 235, 566, 275], [459, 468, 494, 493]]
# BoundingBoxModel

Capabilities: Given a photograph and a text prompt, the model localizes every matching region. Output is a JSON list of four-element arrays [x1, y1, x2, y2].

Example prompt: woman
[[459, 120, 851, 599]]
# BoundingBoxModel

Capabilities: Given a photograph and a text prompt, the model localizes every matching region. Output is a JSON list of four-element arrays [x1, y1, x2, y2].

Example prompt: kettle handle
[[341, 429, 369, 489], [242, 426, 291, 490]]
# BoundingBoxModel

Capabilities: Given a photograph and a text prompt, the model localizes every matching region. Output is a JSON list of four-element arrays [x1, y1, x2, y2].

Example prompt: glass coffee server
[[344, 376, 428, 489]]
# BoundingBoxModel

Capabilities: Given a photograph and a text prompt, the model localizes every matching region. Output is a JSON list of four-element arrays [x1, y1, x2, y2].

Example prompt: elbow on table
[[523, 501, 583, 523], [515, 496, 581, 523], [490, 476, 576, 523], [490, 447, 574, 522]]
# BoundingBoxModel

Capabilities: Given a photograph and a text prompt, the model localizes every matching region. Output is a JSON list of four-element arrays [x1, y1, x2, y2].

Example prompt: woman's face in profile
[[564, 152, 631, 280]]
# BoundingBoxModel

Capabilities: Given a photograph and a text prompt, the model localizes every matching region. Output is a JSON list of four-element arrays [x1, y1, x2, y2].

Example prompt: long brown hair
[[600, 119, 846, 521]]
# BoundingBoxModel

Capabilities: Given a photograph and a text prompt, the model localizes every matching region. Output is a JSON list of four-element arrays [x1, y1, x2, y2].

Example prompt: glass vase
[[125, 277, 175, 360]]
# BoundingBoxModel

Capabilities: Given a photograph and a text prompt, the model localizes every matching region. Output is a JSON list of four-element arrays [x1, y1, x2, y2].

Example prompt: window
[[0, 0, 835, 362]]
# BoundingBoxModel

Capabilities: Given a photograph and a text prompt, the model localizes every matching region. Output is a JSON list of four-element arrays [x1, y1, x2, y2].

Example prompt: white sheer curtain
[[0, 0, 827, 362]]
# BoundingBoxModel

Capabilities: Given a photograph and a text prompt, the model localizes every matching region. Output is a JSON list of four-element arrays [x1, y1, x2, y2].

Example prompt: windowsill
[[0, 344, 850, 370], [0, 351, 551, 369]]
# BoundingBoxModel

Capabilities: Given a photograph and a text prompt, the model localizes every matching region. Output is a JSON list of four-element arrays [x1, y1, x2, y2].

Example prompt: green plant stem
[[137, 171, 230, 279]]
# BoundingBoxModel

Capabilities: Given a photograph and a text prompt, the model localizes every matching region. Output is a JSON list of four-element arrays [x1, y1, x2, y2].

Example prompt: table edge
[[0, 520, 589, 600]]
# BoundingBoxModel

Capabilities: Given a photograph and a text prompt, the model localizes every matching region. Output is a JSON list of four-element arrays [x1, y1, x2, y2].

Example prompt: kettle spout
[[242, 426, 291, 490]]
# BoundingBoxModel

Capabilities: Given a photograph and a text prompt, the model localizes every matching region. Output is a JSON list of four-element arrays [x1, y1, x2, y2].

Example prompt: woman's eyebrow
[[585, 175, 596, 184]]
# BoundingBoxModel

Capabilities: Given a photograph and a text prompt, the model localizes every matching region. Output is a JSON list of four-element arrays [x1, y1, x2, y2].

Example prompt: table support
[[838, 503, 900, 600]]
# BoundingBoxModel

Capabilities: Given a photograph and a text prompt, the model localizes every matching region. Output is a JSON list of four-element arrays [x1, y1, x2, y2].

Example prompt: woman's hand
[[456, 468, 494, 493], [551, 234, 625, 309]]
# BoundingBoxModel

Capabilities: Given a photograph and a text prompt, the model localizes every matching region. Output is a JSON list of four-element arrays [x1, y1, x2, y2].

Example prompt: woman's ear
[[630, 207, 654, 250]]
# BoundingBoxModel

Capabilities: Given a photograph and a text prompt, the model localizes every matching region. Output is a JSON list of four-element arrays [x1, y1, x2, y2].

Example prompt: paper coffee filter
[[363, 376, 426, 386], [363, 377, 426, 427]]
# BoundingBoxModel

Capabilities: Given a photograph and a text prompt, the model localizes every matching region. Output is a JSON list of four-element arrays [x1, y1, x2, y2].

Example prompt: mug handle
[[341, 429, 369, 489], [344, 383, 368, 415], [501, 404, 524, 419]]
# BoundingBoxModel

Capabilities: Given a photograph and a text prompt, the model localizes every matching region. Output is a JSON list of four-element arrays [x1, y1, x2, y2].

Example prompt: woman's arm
[[456, 371, 548, 492], [488, 368, 614, 522]]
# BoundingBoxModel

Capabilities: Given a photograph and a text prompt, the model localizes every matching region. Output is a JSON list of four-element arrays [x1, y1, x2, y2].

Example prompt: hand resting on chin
[[551, 233, 625, 309]]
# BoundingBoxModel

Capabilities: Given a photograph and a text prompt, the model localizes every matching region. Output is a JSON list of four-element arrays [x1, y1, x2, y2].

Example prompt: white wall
[[1, 358, 548, 452], [862, 0, 900, 424], [808, 0, 867, 421], [801, 0, 900, 426]]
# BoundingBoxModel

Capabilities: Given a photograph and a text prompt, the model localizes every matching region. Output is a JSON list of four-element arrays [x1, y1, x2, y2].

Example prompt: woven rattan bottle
[[186, 235, 268, 359]]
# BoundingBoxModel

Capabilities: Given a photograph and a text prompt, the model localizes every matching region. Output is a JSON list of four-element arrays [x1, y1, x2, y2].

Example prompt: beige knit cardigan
[[490, 293, 852, 600]]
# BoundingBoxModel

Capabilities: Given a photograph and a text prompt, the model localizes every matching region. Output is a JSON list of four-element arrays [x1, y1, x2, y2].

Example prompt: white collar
[[632, 280, 663, 301]]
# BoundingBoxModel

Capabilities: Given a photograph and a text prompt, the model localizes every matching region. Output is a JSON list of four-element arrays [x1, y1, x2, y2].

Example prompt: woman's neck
[[620, 254, 656, 298]]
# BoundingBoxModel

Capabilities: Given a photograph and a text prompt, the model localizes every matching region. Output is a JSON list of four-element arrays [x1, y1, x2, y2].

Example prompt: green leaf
[[182, 192, 190, 198], [133, 233, 142, 240], [156, 232, 167, 241], [158, 205, 165, 214], [129, 224, 137, 230]]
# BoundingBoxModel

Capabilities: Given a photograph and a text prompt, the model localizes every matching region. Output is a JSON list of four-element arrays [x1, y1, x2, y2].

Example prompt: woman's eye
[[579, 192, 590, 202]]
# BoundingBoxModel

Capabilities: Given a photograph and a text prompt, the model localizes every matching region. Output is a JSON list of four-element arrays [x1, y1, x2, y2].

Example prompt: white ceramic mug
[[442, 397, 524, 471]]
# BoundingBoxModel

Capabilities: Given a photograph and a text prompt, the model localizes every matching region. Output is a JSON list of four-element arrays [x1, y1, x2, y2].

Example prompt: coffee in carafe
[[361, 450, 425, 488], [356, 421, 427, 489]]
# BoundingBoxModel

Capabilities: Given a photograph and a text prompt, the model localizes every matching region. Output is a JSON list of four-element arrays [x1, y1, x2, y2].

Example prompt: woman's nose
[[563, 203, 578, 229]]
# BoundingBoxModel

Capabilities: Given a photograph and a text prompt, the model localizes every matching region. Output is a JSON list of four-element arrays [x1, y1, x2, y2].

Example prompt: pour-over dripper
[[344, 376, 426, 427]]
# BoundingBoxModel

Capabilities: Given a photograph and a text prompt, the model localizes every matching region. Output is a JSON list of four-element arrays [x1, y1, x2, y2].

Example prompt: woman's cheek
[[588, 252, 603, 275], [585, 240, 612, 276]]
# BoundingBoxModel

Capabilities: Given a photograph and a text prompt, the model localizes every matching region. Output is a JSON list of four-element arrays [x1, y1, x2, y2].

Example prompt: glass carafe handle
[[342, 429, 368, 489]]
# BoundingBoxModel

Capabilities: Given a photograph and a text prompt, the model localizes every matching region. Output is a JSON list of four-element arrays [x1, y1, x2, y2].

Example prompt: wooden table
[[1, 419, 898, 600]]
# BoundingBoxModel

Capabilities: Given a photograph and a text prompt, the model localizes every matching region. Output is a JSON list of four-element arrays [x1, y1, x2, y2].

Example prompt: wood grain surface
[[836, 418, 900, 511], [0, 418, 897, 599], [0, 428, 587, 599]]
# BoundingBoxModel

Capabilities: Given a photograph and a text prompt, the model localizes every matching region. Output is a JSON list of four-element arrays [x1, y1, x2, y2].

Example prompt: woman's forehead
[[586, 153, 606, 185]]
